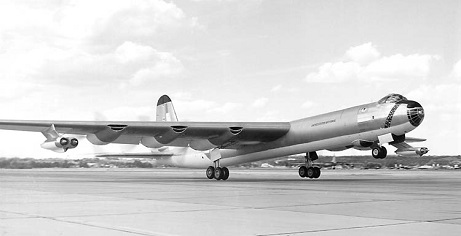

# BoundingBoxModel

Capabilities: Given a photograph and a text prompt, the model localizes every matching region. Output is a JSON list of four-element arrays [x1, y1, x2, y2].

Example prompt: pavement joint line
[[57, 206, 242, 218], [248, 206, 461, 227], [0, 200, 241, 219], [250, 199, 403, 209], [0, 209, 158, 236], [425, 217, 461, 223], [0, 198, 134, 204], [152, 197, 432, 211], [257, 217, 461, 236], [255, 221, 417, 236]]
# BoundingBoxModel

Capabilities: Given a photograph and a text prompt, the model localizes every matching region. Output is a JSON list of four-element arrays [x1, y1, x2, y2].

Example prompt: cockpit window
[[378, 93, 407, 104]]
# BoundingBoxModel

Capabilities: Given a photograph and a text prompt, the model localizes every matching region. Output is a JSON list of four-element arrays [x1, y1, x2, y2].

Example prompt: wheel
[[372, 147, 380, 158], [206, 166, 215, 179], [298, 166, 307, 178], [372, 146, 387, 159], [222, 167, 229, 180], [306, 167, 315, 179], [214, 167, 223, 180], [313, 167, 321, 179]]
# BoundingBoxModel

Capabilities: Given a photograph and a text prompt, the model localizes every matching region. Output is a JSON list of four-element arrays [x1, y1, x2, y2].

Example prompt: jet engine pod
[[395, 147, 429, 157], [41, 137, 79, 153], [416, 147, 429, 156]]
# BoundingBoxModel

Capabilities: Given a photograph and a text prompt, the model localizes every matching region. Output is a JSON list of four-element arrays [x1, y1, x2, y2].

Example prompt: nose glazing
[[406, 101, 424, 127]]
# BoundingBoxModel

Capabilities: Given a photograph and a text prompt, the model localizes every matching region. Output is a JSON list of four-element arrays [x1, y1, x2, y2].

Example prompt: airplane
[[0, 93, 428, 180]]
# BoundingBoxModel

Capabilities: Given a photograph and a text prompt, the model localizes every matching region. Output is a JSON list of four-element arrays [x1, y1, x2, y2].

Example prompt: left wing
[[0, 120, 291, 151]]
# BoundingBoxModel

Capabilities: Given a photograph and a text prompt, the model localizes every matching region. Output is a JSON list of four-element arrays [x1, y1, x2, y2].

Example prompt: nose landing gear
[[299, 152, 321, 179]]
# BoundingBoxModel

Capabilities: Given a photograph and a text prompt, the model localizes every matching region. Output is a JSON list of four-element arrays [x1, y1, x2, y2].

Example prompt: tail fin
[[156, 95, 178, 122]]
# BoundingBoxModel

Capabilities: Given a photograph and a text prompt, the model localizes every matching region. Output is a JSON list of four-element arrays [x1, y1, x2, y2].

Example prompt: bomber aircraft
[[0, 93, 428, 180]]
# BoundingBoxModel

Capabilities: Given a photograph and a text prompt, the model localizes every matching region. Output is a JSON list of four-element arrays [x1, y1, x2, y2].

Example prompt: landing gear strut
[[206, 160, 229, 181], [299, 152, 321, 179]]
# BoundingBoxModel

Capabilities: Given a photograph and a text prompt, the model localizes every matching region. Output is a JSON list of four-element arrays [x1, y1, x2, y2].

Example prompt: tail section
[[156, 95, 178, 122]]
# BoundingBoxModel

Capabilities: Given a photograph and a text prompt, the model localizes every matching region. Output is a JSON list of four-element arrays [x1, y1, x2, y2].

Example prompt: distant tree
[[79, 161, 89, 168], [364, 162, 382, 169], [385, 160, 398, 168], [133, 160, 153, 168]]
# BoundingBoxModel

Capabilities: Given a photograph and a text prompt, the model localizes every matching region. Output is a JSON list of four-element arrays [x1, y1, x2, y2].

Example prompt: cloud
[[115, 42, 157, 64], [364, 54, 434, 80], [301, 100, 316, 109], [252, 97, 269, 108], [306, 61, 361, 83], [0, 1, 193, 94], [87, 0, 198, 46], [127, 49, 184, 86], [306, 43, 438, 83], [210, 102, 242, 114], [452, 59, 461, 78], [345, 42, 380, 64], [271, 85, 282, 92], [0, 0, 197, 46]]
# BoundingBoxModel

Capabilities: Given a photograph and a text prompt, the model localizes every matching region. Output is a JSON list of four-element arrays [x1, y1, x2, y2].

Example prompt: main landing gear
[[299, 152, 321, 179], [372, 146, 387, 159], [206, 160, 229, 181]]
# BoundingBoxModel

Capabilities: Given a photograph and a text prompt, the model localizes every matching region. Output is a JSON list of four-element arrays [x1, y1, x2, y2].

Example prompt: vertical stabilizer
[[156, 95, 178, 122]]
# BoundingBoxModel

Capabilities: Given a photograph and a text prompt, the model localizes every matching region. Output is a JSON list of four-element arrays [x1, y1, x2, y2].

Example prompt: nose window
[[407, 107, 424, 127]]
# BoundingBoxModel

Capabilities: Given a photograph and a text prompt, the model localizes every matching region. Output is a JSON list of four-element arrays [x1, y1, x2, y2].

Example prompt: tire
[[380, 146, 387, 159], [214, 167, 223, 180], [298, 166, 307, 178], [313, 167, 321, 179], [206, 166, 215, 179], [306, 167, 315, 179], [222, 167, 229, 180], [372, 146, 387, 159]]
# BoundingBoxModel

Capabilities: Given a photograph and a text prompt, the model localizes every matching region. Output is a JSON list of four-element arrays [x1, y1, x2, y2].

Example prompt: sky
[[0, 0, 459, 158]]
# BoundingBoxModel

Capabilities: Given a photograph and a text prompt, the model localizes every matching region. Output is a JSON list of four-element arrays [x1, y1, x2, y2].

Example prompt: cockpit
[[378, 93, 407, 104]]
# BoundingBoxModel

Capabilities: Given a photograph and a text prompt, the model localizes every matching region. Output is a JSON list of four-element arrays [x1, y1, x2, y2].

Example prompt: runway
[[1, 168, 460, 236]]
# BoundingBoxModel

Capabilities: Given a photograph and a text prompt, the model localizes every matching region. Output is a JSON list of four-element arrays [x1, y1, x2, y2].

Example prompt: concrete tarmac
[[0, 168, 460, 236]]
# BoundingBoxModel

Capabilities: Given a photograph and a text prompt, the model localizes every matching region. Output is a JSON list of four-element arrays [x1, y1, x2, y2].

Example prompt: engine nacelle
[[395, 147, 429, 157], [41, 137, 79, 153], [141, 137, 164, 148]]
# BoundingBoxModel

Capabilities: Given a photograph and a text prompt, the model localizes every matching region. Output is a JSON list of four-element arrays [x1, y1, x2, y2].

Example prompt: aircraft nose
[[406, 101, 424, 127]]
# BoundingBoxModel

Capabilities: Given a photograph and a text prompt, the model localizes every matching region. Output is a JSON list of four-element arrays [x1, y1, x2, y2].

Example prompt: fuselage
[[170, 94, 425, 168]]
